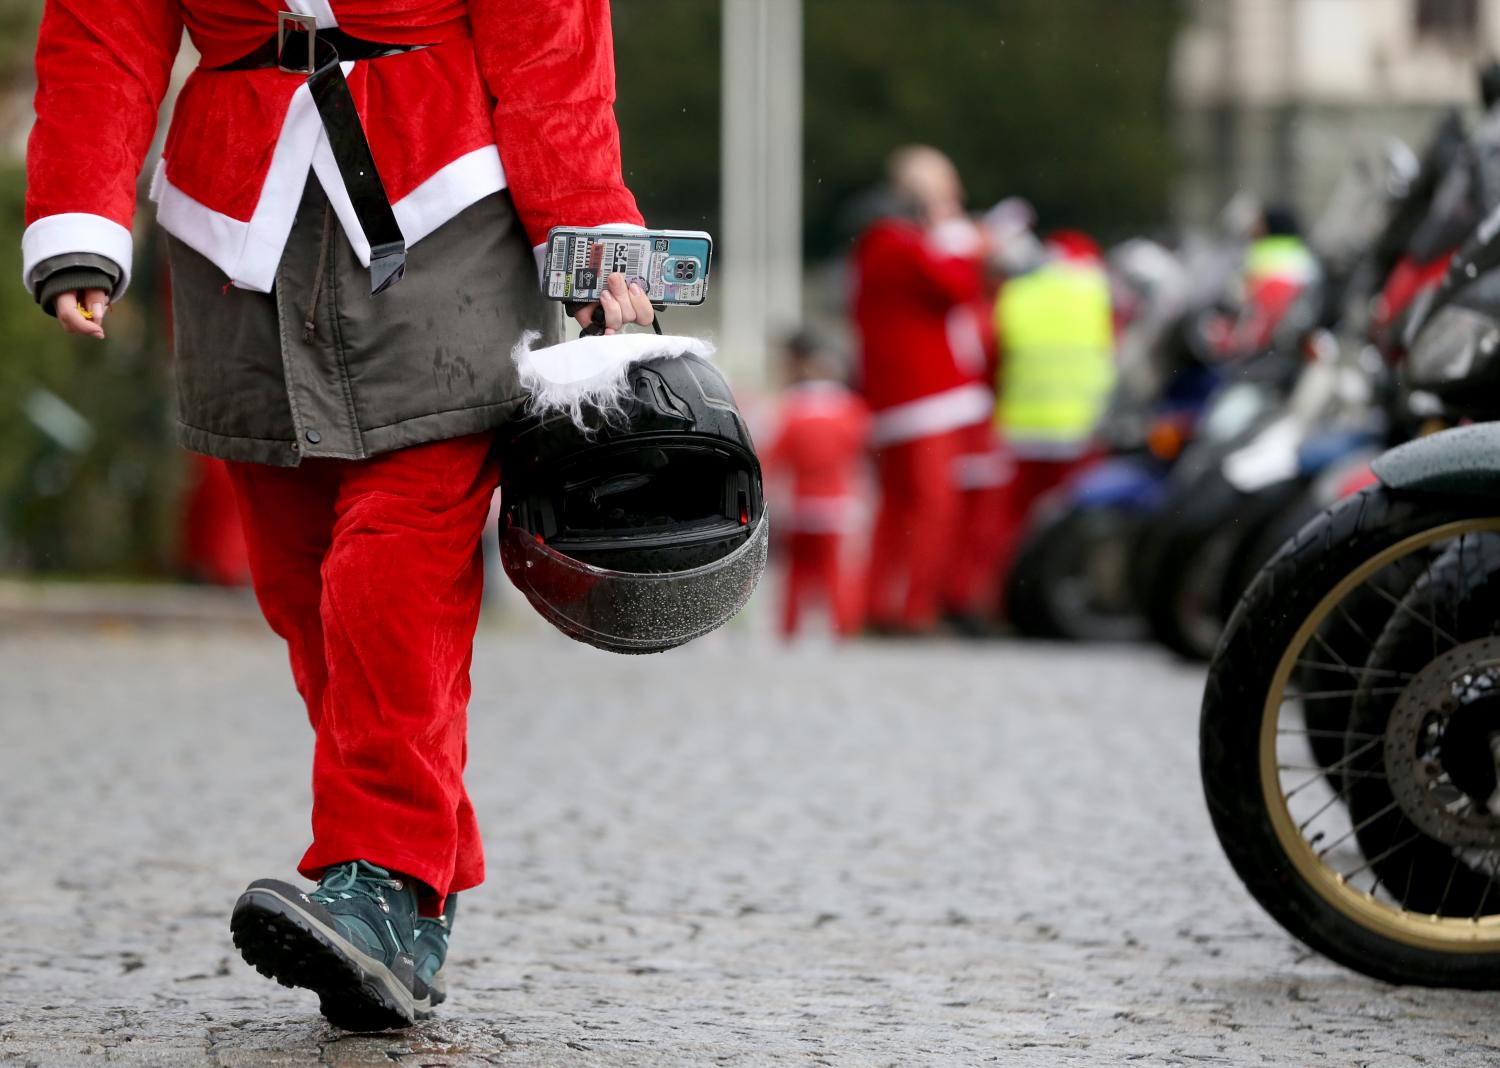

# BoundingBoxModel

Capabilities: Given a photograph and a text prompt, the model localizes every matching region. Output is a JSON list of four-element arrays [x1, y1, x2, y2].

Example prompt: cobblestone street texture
[[3, 620, 1499, 1066]]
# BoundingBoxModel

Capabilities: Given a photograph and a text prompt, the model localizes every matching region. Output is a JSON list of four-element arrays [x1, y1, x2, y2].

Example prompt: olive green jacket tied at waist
[[163, 180, 561, 467]]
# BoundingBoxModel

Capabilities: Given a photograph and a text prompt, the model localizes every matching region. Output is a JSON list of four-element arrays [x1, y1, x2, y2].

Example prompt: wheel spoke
[[1331, 595, 1378, 649], [1292, 659, 1416, 682], [1316, 797, 1400, 858], [1364, 573, 1462, 649], [1437, 855, 1465, 915], [1278, 765, 1387, 778], [1284, 686, 1408, 702], [1278, 728, 1383, 739], [1298, 787, 1356, 833], [1470, 854, 1500, 920], [1284, 735, 1383, 800], [1341, 828, 1426, 880]]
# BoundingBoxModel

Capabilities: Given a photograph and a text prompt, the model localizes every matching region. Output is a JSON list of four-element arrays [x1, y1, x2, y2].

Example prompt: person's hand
[[55, 288, 109, 340], [572, 272, 654, 335]]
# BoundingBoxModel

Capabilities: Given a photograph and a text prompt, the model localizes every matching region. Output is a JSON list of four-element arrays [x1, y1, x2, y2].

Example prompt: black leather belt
[[209, 12, 430, 294]]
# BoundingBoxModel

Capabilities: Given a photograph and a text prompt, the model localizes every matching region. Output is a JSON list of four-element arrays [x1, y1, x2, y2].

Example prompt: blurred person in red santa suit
[[25, 0, 657, 1029], [851, 146, 989, 635], [764, 331, 870, 639], [938, 197, 1044, 632]]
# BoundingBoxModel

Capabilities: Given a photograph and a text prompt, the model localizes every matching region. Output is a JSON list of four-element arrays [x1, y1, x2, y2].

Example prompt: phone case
[[544, 227, 713, 306]]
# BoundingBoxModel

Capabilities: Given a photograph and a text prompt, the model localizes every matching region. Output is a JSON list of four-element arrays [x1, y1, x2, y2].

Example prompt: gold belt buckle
[[277, 11, 318, 74]]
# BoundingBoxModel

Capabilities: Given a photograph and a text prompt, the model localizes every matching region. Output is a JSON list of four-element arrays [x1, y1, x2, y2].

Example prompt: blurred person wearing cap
[[764, 332, 870, 639], [850, 145, 990, 635], [1231, 204, 1321, 355], [989, 230, 1117, 612]]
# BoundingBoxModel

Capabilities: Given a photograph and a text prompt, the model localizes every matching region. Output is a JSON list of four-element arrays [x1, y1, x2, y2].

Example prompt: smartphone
[[543, 226, 713, 307]]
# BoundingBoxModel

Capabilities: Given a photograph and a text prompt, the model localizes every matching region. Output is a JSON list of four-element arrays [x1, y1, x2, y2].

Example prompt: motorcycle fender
[[1371, 422, 1500, 497]]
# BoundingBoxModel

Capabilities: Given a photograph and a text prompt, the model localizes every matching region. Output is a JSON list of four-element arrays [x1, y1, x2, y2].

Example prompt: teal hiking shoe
[[413, 894, 457, 1013], [230, 860, 420, 1031]]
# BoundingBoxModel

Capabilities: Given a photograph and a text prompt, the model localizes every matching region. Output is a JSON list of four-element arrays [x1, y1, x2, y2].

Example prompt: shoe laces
[[311, 860, 407, 907]]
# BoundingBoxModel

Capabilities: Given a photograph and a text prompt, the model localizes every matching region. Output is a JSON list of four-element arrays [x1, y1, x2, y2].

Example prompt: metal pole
[[720, 0, 803, 389]]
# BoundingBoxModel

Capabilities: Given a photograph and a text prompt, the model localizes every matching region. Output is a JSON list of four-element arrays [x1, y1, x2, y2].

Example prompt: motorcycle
[[1004, 239, 1217, 641], [1199, 206, 1500, 987], [1137, 130, 1461, 662]]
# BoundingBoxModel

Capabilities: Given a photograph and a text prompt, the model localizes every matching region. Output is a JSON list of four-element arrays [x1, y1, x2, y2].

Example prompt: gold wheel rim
[[1260, 517, 1500, 952]]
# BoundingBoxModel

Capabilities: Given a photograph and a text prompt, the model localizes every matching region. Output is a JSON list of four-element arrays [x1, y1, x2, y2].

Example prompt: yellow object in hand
[[78, 307, 93, 320]]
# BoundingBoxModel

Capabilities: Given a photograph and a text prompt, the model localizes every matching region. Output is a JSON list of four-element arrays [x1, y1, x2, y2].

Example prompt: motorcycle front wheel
[[1202, 486, 1500, 987]]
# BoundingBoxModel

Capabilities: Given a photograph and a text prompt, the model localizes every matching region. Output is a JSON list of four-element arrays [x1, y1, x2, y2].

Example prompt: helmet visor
[[501, 514, 769, 654]]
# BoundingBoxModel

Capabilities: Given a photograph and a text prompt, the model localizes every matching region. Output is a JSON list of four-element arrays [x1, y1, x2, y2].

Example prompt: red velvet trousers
[[781, 531, 860, 638], [864, 429, 965, 631], [226, 433, 497, 903]]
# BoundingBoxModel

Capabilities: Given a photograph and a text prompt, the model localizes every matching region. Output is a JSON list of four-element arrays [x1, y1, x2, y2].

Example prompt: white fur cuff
[[511, 330, 716, 426]]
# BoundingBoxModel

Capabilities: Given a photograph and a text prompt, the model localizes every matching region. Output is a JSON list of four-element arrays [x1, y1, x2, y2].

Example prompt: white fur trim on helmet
[[511, 330, 716, 427]]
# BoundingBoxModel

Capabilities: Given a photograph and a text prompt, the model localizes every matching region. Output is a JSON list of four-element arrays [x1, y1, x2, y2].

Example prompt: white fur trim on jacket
[[285, 0, 338, 28], [512, 330, 715, 426], [151, 89, 507, 295], [868, 383, 994, 447], [21, 213, 135, 300]]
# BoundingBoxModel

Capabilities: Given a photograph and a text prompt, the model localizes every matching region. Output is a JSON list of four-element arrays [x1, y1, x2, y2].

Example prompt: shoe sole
[[230, 886, 419, 1031], [413, 968, 441, 1015], [426, 968, 446, 1008]]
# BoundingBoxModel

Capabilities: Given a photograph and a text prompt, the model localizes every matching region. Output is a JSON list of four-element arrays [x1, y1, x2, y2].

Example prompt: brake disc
[[1386, 636, 1500, 849]]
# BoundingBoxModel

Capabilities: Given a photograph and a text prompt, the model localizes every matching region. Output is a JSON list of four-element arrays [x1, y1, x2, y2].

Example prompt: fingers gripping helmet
[[500, 337, 767, 654]]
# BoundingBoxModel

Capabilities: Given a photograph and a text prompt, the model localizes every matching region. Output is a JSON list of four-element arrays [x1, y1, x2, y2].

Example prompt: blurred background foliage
[[615, 0, 1183, 258], [2, 0, 1183, 575]]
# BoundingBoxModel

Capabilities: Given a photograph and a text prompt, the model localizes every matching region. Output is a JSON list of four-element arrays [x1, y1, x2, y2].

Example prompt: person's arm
[[468, 0, 651, 333], [871, 223, 984, 312], [24, 0, 182, 339], [908, 219, 986, 308]]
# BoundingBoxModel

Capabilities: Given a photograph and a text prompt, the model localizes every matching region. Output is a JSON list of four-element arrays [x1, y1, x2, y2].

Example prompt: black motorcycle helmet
[[499, 351, 767, 654]]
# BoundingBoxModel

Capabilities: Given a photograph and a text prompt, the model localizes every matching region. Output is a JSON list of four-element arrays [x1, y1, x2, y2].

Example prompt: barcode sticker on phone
[[545, 228, 711, 306]]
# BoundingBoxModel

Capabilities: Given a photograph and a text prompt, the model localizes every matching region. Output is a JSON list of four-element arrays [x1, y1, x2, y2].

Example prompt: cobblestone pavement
[[3, 621, 1499, 1066]]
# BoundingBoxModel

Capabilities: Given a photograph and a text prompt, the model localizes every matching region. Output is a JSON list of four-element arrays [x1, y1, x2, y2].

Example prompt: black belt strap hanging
[[211, 12, 425, 295]]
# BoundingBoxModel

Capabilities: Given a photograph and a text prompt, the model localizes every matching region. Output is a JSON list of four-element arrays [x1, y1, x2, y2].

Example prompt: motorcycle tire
[[1141, 471, 1252, 662], [1214, 479, 1311, 621], [1006, 504, 1147, 642], [1228, 485, 1420, 787], [1202, 486, 1500, 987]]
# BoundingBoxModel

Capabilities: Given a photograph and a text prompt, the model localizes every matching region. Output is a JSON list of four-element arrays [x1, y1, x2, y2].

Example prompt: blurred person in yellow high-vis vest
[[991, 231, 1117, 614]]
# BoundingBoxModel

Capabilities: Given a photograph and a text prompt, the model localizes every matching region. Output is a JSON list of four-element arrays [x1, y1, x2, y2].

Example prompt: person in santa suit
[[764, 331, 870, 640], [850, 145, 989, 635], [26, 0, 657, 1030]]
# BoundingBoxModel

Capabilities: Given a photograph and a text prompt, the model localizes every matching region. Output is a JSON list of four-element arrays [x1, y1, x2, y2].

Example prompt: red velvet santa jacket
[[764, 380, 870, 532], [23, 0, 643, 299], [850, 217, 991, 447]]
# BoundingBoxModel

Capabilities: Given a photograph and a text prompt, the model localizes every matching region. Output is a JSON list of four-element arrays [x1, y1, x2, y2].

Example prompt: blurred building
[[1174, 0, 1500, 224]]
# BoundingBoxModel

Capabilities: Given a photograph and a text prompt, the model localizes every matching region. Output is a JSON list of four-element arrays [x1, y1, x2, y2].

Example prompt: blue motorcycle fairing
[[1069, 456, 1169, 512], [1297, 427, 1385, 478]]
